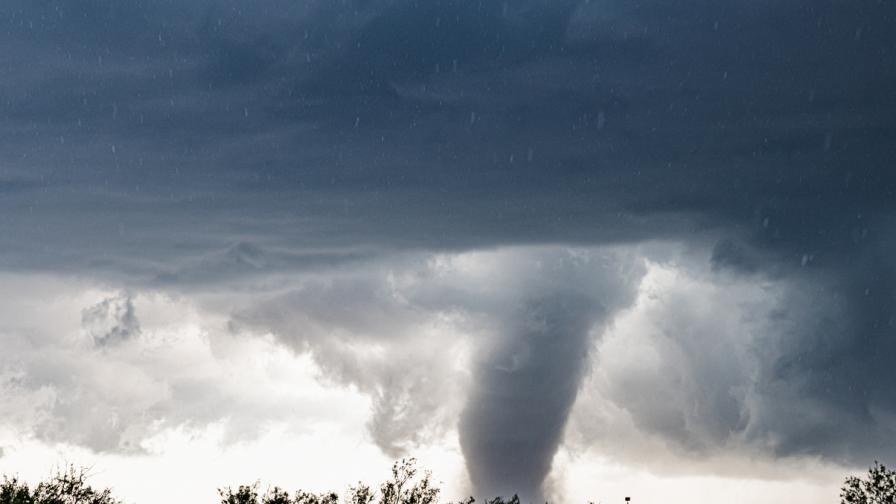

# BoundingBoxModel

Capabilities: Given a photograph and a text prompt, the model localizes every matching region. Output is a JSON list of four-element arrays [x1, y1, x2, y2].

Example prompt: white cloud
[[0, 274, 367, 454]]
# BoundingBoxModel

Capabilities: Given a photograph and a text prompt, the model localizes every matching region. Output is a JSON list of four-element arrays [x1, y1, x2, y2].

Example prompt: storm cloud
[[1, 0, 895, 500], [228, 247, 645, 500], [2, 0, 892, 268]]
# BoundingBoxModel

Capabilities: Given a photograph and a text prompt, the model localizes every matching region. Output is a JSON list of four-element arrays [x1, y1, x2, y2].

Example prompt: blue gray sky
[[0, 1, 895, 502]]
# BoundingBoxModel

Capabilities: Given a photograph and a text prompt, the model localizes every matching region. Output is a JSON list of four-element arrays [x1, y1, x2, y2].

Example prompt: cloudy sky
[[0, 1, 894, 502]]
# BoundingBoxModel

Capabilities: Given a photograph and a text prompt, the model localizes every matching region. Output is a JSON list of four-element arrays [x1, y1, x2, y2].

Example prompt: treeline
[[0, 459, 492, 504], [216, 459, 479, 504], [2, 458, 894, 504]]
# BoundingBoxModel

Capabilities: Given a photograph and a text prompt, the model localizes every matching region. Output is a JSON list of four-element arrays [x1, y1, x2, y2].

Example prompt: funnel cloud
[[453, 250, 643, 501], [460, 292, 597, 501]]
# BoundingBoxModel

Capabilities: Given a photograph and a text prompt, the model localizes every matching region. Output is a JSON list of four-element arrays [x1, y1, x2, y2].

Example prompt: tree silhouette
[[346, 483, 375, 504], [842, 462, 896, 504], [378, 459, 439, 504]]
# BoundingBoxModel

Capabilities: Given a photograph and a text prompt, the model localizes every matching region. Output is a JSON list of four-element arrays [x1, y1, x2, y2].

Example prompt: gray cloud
[[229, 254, 471, 457], [570, 252, 775, 465], [568, 242, 896, 474], [82, 293, 141, 346]]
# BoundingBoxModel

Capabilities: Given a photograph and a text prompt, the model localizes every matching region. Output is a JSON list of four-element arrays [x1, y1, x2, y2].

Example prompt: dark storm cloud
[[745, 233, 896, 461], [2, 0, 896, 495], [1, 0, 891, 265]]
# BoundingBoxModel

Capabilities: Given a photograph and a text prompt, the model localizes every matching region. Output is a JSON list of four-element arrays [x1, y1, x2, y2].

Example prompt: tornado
[[444, 248, 643, 502], [459, 289, 607, 502]]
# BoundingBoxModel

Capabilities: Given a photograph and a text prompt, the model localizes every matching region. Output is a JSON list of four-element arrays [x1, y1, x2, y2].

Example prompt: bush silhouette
[[842, 462, 896, 504]]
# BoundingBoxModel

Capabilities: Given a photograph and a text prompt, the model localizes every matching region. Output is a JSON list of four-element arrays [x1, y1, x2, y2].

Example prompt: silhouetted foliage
[[485, 496, 520, 504], [217, 484, 340, 504], [291, 490, 338, 504], [842, 462, 896, 504], [0, 476, 33, 504], [261, 487, 291, 504], [216, 459, 442, 504], [0, 466, 120, 504], [346, 483, 375, 504], [218, 484, 260, 504], [379, 459, 439, 504], [17, 457, 886, 503]]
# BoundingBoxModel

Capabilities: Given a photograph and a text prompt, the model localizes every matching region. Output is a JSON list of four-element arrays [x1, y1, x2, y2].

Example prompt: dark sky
[[3, 0, 893, 273], [1, 1, 895, 501]]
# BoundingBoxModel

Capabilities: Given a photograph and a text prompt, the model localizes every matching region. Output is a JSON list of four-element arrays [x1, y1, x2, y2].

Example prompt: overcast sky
[[0, 1, 894, 503]]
